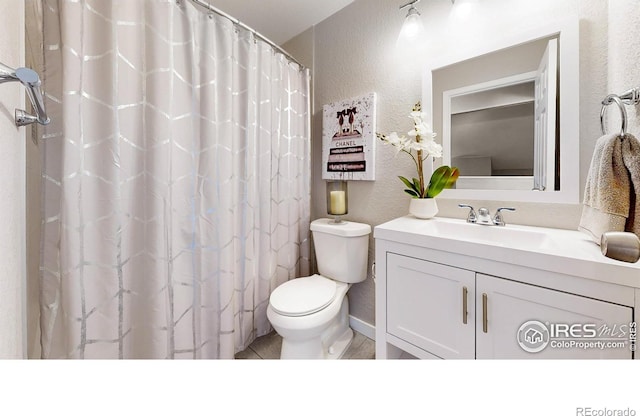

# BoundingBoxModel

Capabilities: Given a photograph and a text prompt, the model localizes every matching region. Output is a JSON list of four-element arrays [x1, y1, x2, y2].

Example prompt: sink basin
[[419, 219, 557, 250], [374, 215, 640, 294]]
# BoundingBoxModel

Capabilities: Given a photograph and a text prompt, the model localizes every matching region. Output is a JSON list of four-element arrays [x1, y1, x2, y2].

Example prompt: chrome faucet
[[458, 204, 477, 224], [493, 207, 516, 226], [476, 207, 493, 225], [458, 204, 515, 226], [0, 62, 50, 126]]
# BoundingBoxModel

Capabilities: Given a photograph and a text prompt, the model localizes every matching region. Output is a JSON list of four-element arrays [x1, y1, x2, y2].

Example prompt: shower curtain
[[39, 0, 311, 359]]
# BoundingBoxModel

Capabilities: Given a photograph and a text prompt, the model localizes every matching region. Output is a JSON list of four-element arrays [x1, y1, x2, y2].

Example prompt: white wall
[[609, 0, 640, 134], [0, 0, 26, 358], [284, 0, 639, 326]]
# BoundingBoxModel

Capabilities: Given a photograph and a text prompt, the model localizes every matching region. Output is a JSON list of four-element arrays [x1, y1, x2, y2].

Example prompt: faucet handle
[[493, 207, 516, 226], [458, 204, 477, 223]]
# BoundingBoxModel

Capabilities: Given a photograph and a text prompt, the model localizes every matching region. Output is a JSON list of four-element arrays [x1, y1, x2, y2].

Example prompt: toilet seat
[[269, 274, 337, 317]]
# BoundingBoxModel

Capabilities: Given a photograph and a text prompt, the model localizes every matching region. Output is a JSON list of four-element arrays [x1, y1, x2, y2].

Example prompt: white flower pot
[[409, 198, 438, 219]]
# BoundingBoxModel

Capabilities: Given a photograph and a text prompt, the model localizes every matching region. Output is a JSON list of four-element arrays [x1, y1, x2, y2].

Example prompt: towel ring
[[600, 94, 627, 136]]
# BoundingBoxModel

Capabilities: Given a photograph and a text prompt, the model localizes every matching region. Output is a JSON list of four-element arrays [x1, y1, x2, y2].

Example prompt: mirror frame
[[422, 19, 580, 204]]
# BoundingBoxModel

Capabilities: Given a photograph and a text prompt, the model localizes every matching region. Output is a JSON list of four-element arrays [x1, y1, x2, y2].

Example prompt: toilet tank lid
[[310, 218, 371, 237]]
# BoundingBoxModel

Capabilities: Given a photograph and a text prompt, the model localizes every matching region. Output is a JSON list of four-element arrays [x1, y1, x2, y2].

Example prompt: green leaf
[[398, 175, 413, 189], [398, 176, 420, 194], [426, 166, 459, 198], [404, 189, 420, 198], [412, 177, 421, 193], [426, 166, 448, 197], [444, 167, 460, 189]]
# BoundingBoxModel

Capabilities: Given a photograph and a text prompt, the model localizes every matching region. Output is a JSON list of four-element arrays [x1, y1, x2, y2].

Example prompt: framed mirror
[[422, 19, 580, 204]]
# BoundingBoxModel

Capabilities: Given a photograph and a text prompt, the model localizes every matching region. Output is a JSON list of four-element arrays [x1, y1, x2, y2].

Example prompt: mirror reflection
[[450, 80, 536, 190], [436, 35, 559, 192]]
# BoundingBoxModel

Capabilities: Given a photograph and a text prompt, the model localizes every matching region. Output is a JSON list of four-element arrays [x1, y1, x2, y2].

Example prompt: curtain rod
[[186, 0, 307, 70]]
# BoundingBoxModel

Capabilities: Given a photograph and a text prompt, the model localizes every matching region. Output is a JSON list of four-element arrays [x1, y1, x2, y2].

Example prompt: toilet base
[[280, 326, 354, 359], [326, 327, 354, 359], [275, 294, 353, 359]]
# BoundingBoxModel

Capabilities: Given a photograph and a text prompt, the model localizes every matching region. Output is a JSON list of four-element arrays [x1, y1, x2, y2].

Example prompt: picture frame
[[322, 92, 376, 181]]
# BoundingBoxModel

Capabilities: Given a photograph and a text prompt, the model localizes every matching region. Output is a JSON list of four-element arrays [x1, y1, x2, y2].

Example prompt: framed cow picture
[[322, 92, 376, 181]]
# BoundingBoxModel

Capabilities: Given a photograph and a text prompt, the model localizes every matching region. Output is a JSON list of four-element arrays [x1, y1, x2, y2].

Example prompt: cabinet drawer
[[386, 253, 475, 359]]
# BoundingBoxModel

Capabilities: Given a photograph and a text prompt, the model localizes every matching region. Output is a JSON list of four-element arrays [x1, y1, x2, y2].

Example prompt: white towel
[[579, 133, 640, 244]]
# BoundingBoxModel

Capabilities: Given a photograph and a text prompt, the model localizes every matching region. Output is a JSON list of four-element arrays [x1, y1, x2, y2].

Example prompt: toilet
[[267, 218, 371, 359]]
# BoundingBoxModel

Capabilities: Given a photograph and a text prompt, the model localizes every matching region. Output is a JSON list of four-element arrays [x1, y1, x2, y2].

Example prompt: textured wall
[[283, 0, 638, 327], [609, 0, 640, 134], [0, 0, 26, 358]]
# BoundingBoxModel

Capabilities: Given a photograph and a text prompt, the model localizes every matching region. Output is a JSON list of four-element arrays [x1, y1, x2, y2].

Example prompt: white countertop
[[374, 216, 640, 289]]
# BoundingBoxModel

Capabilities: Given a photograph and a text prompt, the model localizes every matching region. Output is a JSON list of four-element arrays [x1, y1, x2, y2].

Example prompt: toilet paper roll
[[600, 232, 640, 263]]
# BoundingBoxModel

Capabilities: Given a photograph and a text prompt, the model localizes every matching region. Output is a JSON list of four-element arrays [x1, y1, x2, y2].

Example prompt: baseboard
[[349, 315, 375, 341]]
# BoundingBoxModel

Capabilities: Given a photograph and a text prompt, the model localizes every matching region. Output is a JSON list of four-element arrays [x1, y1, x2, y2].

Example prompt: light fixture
[[398, 0, 425, 42], [450, 0, 479, 18], [397, 0, 458, 49]]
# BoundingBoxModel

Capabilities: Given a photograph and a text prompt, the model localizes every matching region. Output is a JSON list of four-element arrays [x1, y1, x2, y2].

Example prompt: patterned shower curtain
[[39, 0, 310, 359]]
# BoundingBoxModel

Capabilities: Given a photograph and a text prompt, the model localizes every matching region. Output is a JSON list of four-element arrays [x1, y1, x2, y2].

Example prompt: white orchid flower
[[407, 122, 434, 138], [407, 138, 443, 158], [383, 132, 404, 145], [407, 141, 424, 152], [423, 140, 443, 158], [415, 122, 434, 136], [378, 102, 457, 200], [409, 111, 428, 124], [408, 141, 429, 152], [381, 132, 409, 156]]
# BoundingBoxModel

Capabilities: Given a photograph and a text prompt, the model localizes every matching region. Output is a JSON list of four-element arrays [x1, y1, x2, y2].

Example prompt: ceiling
[[207, 0, 356, 45]]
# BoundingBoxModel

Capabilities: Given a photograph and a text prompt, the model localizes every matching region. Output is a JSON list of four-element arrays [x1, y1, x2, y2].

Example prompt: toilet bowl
[[267, 274, 353, 359], [266, 219, 371, 359]]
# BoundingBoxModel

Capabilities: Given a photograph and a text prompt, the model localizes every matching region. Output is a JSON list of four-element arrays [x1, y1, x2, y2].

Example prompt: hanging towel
[[579, 133, 640, 244]]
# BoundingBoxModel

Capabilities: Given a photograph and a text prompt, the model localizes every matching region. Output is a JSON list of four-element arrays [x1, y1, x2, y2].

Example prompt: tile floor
[[235, 330, 376, 359]]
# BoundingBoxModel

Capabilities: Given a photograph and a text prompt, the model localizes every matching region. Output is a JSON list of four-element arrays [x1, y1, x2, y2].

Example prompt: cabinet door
[[387, 253, 476, 359], [476, 274, 633, 359]]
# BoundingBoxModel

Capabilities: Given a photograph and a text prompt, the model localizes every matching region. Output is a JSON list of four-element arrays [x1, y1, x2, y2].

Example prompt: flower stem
[[416, 134, 425, 197], [402, 149, 420, 173]]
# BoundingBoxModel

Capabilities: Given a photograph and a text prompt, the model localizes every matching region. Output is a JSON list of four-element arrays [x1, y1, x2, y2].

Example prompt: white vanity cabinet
[[475, 274, 631, 359], [386, 253, 475, 359], [375, 216, 640, 360]]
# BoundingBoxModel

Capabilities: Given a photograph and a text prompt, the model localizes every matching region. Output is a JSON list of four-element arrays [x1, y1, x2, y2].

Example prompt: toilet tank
[[310, 218, 371, 284]]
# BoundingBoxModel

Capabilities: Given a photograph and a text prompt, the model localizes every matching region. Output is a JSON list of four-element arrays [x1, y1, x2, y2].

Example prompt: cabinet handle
[[482, 293, 488, 333], [462, 286, 468, 324]]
